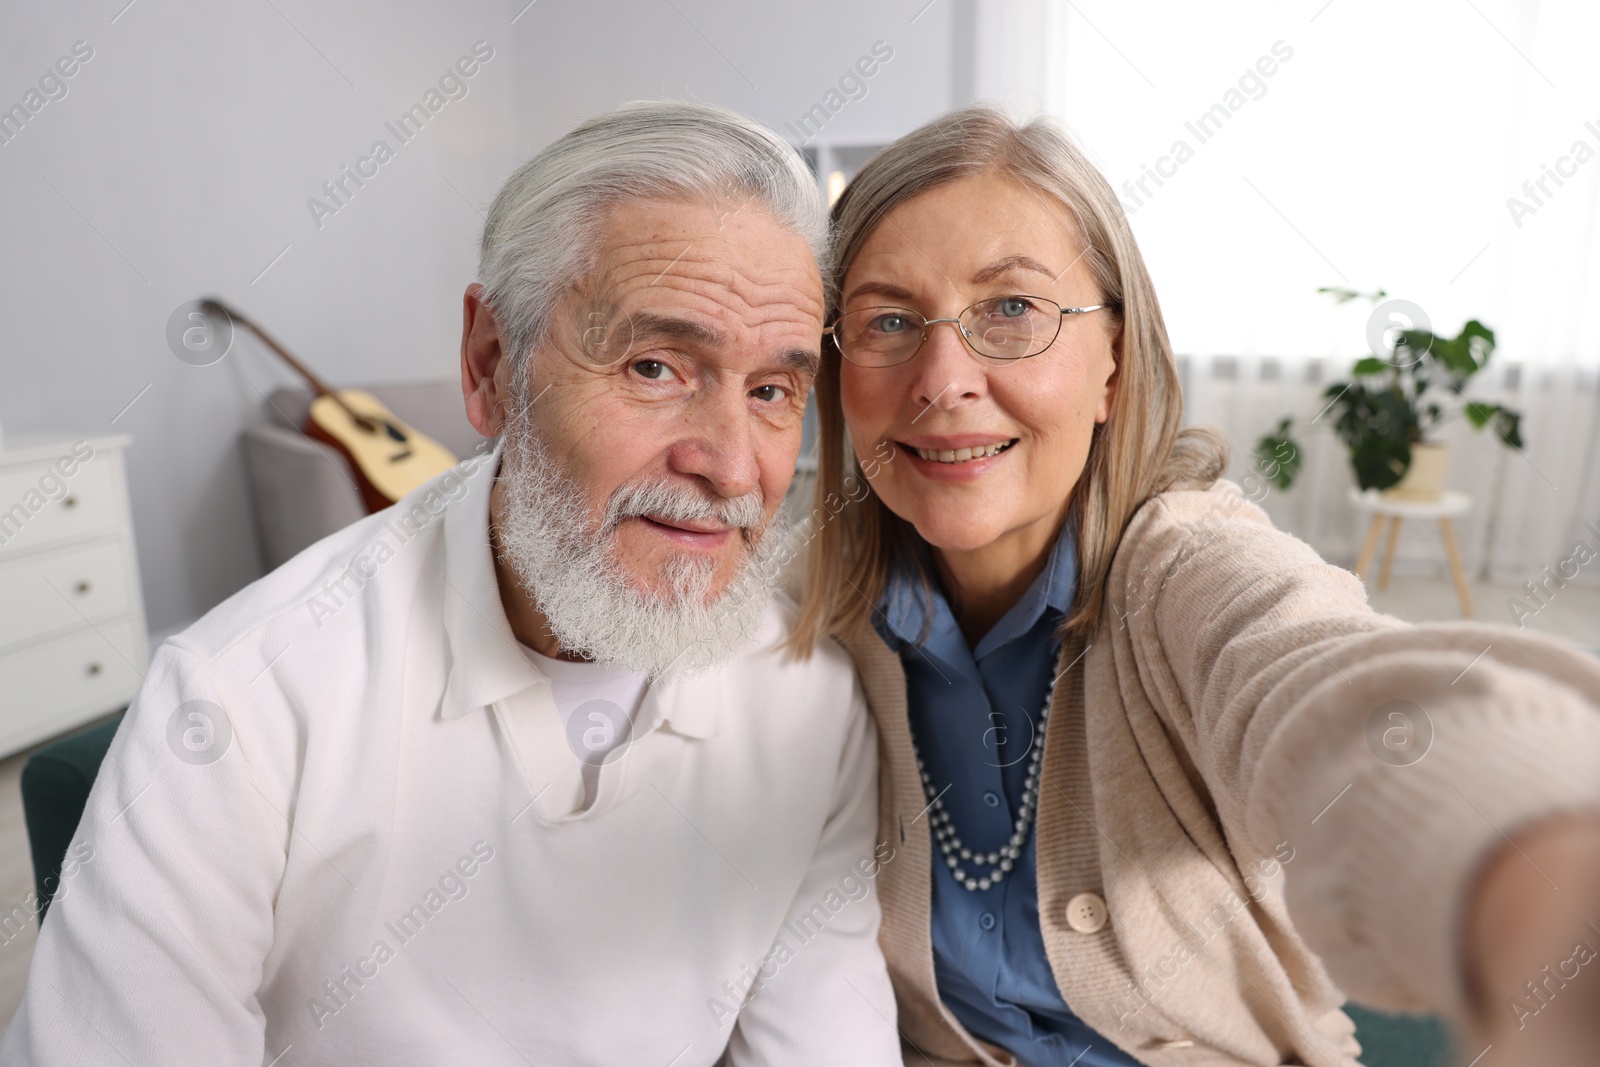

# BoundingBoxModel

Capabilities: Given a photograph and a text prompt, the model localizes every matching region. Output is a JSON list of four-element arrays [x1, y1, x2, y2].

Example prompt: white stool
[[1349, 488, 1474, 616]]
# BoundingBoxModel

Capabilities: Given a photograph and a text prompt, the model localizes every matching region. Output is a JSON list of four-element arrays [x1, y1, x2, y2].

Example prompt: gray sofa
[[242, 381, 490, 571]]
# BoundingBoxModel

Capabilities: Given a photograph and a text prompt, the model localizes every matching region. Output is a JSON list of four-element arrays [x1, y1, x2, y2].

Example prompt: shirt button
[[1065, 891, 1108, 933], [979, 912, 996, 931], [983, 791, 1001, 807]]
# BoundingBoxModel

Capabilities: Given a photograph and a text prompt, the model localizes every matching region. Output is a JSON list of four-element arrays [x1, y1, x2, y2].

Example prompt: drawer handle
[[86, 662, 103, 677], [74, 580, 92, 595], [63, 495, 79, 509]]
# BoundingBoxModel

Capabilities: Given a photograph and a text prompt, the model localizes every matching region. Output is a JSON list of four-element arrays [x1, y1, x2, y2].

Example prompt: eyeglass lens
[[834, 296, 1062, 365]]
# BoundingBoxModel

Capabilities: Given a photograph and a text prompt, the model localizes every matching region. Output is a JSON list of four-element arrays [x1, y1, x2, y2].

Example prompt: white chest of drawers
[[0, 434, 149, 758]]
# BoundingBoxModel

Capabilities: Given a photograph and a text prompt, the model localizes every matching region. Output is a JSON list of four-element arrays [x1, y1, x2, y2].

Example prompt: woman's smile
[[900, 436, 1018, 464], [897, 435, 1020, 480]]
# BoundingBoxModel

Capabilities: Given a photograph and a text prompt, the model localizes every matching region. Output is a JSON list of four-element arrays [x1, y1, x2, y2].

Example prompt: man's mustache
[[602, 478, 766, 536]]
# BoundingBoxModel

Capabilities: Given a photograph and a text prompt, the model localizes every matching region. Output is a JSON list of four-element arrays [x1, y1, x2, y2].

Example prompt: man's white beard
[[493, 410, 789, 679]]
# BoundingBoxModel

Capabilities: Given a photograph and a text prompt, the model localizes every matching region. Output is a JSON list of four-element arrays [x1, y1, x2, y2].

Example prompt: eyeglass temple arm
[[1060, 303, 1109, 316]]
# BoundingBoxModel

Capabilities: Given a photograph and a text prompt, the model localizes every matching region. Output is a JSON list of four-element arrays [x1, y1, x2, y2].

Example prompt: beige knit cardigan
[[836, 476, 1600, 1066]]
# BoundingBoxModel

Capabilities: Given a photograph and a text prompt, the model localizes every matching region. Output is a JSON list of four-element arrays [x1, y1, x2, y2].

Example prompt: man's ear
[[461, 283, 513, 437]]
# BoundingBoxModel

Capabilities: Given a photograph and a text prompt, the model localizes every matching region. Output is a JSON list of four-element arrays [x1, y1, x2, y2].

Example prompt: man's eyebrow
[[625, 311, 818, 377], [971, 254, 1057, 285], [778, 349, 821, 378], [626, 311, 728, 348]]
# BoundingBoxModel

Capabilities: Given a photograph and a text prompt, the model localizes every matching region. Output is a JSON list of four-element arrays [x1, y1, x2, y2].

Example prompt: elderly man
[[2, 101, 900, 1065]]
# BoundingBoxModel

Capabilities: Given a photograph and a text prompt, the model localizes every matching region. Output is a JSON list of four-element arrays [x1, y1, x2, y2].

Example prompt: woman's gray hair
[[479, 100, 827, 372]]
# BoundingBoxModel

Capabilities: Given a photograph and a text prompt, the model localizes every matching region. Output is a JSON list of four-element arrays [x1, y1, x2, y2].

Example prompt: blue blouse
[[873, 523, 1141, 1067]]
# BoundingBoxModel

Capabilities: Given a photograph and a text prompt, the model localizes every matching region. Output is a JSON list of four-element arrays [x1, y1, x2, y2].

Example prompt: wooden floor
[[0, 577, 1597, 1035]]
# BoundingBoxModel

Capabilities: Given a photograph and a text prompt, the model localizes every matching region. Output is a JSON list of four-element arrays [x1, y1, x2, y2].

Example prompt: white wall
[[506, 0, 962, 162], [0, 0, 964, 636], [0, 0, 520, 636]]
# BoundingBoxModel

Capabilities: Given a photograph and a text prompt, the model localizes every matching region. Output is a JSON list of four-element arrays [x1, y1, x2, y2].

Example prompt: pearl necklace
[[911, 672, 1057, 892]]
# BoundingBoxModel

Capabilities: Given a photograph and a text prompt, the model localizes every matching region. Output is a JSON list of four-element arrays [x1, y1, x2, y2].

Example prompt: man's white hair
[[478, 99, 828, 375]]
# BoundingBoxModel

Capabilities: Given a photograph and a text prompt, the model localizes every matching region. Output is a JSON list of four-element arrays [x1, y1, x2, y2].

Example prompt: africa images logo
[[165, 700, 233, 766]]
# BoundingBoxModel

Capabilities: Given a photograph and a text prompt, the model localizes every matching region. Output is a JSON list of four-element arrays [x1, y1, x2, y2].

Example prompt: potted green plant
[[1254, 289, 1524, 500]]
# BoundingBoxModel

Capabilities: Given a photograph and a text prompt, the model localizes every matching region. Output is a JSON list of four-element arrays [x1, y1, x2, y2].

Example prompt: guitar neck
[[200, 298, 368, 426]]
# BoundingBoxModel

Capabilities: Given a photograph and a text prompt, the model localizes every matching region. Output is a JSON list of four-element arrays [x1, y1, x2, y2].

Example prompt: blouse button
[[1065, 891, 1108, 933], [983, 791, 1001, 807], [979, 911, 996, 931]]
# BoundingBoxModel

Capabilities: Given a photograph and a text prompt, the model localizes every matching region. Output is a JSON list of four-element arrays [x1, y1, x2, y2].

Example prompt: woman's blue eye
[[1000, 297, 1032, 318], [871, 313, 911, 334]]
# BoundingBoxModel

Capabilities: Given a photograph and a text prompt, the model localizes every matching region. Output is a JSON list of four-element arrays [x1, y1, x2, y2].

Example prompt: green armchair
[[20, 713, 123, 921]]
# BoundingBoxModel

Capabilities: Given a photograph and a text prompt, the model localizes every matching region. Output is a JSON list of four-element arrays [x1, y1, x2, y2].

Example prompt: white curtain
[[971, 0, 1600, 594]]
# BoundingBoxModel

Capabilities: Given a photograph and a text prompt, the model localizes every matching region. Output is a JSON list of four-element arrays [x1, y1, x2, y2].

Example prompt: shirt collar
[[878, 513, 1079, 659], [437, 441, 719, 739], [636, 669, 721, 739], [440, 441, 542, 720]]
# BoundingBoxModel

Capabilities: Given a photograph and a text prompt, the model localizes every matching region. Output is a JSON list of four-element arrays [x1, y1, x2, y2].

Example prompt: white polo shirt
[[1, 447, 901, 1066]]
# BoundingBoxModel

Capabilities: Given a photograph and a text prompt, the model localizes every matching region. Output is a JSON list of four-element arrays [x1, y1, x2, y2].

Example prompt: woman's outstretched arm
[[1111, 477, 1600, 1062]]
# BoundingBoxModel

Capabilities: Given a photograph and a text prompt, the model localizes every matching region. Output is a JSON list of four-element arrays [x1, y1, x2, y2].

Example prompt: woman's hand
[[1465, 811, 1600, 1064]]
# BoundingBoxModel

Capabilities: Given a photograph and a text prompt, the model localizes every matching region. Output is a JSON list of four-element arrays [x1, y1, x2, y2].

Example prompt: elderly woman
[[792, 106, 1600, 1066]]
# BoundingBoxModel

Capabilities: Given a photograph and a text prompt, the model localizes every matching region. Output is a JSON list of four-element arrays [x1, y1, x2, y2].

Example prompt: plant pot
[[1381, 442, 1450, 502]]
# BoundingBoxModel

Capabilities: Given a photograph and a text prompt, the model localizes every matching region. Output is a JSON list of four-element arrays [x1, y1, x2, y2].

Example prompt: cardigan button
[[1065, 891, 1108, 933]]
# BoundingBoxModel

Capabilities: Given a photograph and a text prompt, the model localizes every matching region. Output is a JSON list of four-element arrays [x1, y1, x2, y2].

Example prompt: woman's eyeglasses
[[824, 295, 1111, 368]]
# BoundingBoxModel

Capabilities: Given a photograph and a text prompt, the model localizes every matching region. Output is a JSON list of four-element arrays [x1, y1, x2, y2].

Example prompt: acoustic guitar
[[201, 298, 458, 514]]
